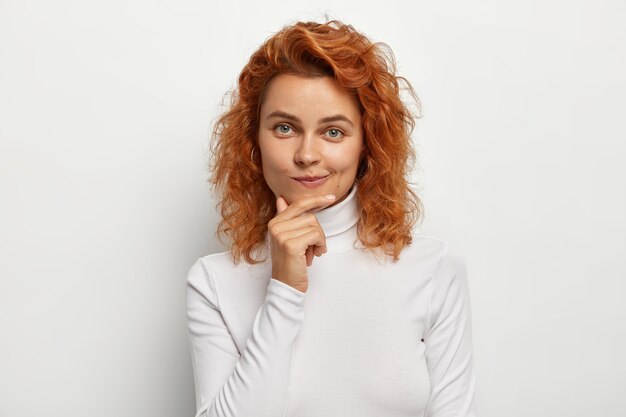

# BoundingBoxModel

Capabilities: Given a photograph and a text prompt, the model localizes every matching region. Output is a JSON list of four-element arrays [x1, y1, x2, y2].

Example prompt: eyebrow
[[266, 110, 354, 127]]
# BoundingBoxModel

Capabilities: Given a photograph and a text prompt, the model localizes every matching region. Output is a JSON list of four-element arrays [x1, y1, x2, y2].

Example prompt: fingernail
[[325, 194, 336, 200]]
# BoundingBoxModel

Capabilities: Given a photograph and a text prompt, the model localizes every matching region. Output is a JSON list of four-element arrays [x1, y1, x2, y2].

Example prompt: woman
[[186, 19, 477, 417]]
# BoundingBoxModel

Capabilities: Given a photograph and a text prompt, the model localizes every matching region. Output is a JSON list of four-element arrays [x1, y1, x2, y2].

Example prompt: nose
[[294, 133, 321, 167]]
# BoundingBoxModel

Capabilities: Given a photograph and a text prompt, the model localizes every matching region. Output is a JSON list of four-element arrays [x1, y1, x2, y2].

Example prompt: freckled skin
[[258, 74, 364, 207]]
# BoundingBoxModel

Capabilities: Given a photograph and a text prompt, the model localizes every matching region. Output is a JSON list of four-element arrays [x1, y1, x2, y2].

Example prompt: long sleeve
[[423, 243, 478, 417], [185, 258, 305, 417]]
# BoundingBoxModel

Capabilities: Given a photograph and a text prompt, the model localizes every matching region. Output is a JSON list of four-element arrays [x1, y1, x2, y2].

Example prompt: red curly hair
[[208, 19, 423, 265]]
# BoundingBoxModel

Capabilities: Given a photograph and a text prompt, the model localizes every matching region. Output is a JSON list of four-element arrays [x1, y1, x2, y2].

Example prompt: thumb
[[276, 195, 288, 214]]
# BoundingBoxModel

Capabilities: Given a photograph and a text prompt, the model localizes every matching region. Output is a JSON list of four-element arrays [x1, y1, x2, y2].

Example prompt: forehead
[[260, 74, 361, 116]]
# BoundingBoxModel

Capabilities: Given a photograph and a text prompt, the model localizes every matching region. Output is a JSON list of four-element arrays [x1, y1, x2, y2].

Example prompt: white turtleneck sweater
[[186, 184, 477, 417]]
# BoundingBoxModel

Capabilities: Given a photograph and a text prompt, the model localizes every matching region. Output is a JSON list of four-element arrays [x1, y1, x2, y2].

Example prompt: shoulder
[[186, 249, 271, 299], [413, 236, 471, 323], [401, 232, 448, 263], [185, 250, 235, 299], [186, 249, 231, 278], [406, 233, 468, 284], [407, 233, 448, 257]]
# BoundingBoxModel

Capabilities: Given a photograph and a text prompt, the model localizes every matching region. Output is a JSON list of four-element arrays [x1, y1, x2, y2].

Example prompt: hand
[[268, 193, 336, 293]]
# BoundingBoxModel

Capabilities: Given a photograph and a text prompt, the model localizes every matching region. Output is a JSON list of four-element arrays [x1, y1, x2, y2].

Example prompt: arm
[[423, 243, 478, 417], [186, 258, 305, 417]]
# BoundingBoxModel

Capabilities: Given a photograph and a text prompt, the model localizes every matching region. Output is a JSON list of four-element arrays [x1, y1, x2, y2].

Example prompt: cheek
[[259, 140, 289, 173], [261, 150, 284, 171], [325, 144, 362, 170]]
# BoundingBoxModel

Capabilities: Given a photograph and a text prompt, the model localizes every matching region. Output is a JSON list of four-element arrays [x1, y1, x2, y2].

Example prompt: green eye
[[275, 124, 293, 135], [326, 128, 344, 139]]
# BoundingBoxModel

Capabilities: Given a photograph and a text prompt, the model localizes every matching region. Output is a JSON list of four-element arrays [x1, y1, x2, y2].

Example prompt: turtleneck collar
[[314, 182, 361, 254], [314, 182, 359, 239]]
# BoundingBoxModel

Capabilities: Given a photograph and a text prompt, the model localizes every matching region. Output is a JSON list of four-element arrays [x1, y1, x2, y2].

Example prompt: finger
[[306, 246, 313, 266], [276, 196, 288, 214], [277, 194, 337, 221], [274, 225, 319, 245], [313, 245, 325, 257], [270, 212, 324, 236], [292, 229, 327, 257]]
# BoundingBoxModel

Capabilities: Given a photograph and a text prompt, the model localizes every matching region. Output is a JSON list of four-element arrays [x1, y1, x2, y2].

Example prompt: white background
[[1, 1, 625, 416]]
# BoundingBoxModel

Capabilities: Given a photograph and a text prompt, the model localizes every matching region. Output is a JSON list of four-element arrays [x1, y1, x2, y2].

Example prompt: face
[[258, 73, 364, 208]]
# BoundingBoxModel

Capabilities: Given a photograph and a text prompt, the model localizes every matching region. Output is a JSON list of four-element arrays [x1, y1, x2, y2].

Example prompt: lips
[[292, 175, 329, 181], [291, 174, 330, 188]]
